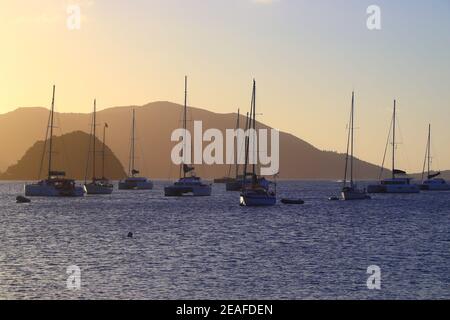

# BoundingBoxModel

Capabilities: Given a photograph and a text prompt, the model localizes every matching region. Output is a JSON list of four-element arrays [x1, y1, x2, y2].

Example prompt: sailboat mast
[[48, 85, 55, 179], [235, 108, 240, 178], [392, 100, 396, 179], [350, 91, 355, 186], [183, 76, 188, 179], [343, 94, 352, 188], [92, 99, 97, 180], [131, 109, 136, 176], [243, 111, 250, 187], [252, 80, 256, 177], [428, 124, 431, 178], [102, 123, 107, 179]]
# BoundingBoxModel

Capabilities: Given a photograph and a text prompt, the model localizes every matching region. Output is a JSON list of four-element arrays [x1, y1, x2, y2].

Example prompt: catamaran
[[239, 80, 276, 207], [164, 76, 212, 197], [118, 109, 154, 190], [226, 110, 270, 192], [367, 100, 420, 194], [84, 100, 114, 195], [24, 86, 85, 197], [420, 124, 450, 191], [341, 92, 370, 200]]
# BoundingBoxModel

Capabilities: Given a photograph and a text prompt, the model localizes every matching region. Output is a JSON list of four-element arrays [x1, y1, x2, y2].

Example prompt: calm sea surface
[[0, 181, 449, 300]]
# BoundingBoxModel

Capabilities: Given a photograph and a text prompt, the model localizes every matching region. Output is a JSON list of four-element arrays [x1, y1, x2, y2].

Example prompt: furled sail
[[428, 172, 441, 179]]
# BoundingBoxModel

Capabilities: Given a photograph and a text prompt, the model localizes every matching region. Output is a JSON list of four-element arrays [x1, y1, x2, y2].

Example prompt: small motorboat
[[281, 198, 304, 205], [16, 196, 31, 203]]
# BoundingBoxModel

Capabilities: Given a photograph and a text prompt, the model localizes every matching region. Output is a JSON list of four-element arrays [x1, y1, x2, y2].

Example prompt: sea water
[[0, 181, 449, 299]]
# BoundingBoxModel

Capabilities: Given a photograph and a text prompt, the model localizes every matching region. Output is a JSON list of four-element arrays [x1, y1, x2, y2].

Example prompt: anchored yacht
[[164, 76, 212, 197], [84, 100, 114, 195], [341, 92, 370, 200], [119, 109, 154, 190], [367, 100, 420, 194], [25, 86, 85, 197], [420, 124, 450, 191]]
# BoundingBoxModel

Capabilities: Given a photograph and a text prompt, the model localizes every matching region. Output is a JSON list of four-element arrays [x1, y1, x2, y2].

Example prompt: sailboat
[[239, 80, 276, 207], [164, 76, 212, 197], [84, 100, 114, 195], [367, 100, 420, 194], [420, 124, 450, 191], [118, 109, 154, 190], [226, 110, 270, 192], [24, 86, 85, 197], [341, 92, 370, 200]]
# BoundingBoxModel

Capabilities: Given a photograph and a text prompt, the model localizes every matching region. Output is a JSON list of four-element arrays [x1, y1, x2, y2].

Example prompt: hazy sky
[[1, 0, 449, 172]]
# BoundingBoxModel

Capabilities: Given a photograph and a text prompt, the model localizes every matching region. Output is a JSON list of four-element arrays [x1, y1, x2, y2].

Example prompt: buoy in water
[[281, 198, 305, 205], [127, 232, 133, 238], [16, 196, 31, 203]]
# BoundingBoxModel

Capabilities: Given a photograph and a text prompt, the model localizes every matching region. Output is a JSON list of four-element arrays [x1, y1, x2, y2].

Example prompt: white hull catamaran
[[341, 92, 370, 201], [420, 124, 450, 191], [119, 109, 154, 190], [164, 76, 212, 197], [225, 109, 271, 192], [25, 86, 85, 197], [239, 80, 276, 207], [367, 100, 420, 194], [84, 100, 114, 195]]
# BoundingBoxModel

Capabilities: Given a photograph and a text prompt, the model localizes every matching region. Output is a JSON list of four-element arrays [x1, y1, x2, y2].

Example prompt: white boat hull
[[240, 194, 276, 207], [84, 183, 114, 195], [341, 190, 371, 200]]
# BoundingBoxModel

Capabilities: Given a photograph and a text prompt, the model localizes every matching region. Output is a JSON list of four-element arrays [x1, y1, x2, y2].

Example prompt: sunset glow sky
[[1, 0, 449, 171]]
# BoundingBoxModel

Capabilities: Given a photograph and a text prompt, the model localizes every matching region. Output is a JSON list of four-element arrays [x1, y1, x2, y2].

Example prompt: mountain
[[0, 131, 127, 180], [0, 102, 385, 180]]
